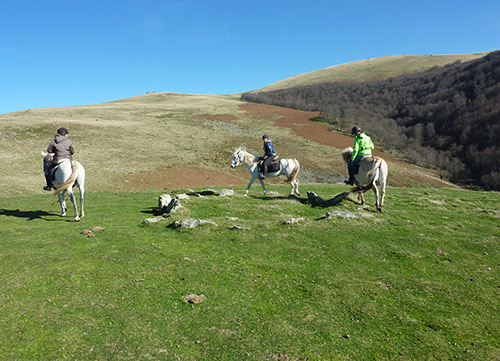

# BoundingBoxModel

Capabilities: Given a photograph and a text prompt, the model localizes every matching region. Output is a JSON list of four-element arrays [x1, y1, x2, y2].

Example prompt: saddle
[[258, 156, 281, 173]]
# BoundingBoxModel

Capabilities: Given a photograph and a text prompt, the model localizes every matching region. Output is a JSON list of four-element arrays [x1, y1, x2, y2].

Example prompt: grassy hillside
[[0, 93, 450, 197], [255, 53, 489, 92], [1, 185, 499, 360]]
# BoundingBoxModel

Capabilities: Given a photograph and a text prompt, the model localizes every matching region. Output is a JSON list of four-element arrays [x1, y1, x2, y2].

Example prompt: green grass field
[[1, 184, 499, 360]]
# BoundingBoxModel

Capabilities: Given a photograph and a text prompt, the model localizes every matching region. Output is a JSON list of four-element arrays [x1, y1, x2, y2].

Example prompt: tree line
[[242, 51, 500, 190]]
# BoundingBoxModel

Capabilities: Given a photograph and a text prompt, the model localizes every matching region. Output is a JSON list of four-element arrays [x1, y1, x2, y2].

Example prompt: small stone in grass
[[182, 293, 206, 304]]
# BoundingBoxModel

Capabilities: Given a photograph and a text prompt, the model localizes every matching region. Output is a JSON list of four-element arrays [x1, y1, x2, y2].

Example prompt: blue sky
[[1, 0, 499, 114]]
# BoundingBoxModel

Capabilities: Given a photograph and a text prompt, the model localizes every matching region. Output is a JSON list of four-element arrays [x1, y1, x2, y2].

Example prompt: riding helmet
[[262, 134, 269, 140], [57, 127, 69, 135], [351, 126, 361, 135]]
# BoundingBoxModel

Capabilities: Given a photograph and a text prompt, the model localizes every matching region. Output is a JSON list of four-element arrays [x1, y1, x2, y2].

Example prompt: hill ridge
[[256, 52, 490, 92]]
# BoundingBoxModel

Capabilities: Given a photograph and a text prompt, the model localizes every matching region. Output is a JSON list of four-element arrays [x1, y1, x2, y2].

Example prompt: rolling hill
[[245, 51, 500, 190], [255, 52, 489, 92], [0, 93, 452, 197]]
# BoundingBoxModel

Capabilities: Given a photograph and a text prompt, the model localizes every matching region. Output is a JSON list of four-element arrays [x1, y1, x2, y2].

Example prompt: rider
[[261, 134, 276, 179], [345, 126, 374, 185], [44, 127, 75, 191]]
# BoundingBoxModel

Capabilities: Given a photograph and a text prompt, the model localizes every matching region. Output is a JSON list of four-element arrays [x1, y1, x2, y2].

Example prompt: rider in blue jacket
[[261, 134, 276, 179]]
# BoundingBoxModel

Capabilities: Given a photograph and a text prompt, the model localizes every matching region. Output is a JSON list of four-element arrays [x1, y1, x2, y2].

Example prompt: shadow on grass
[[0, 208, 57, 221], [249, 192, 351, 208], [141, 207, 163, 216], [249, 194, 310, 204]]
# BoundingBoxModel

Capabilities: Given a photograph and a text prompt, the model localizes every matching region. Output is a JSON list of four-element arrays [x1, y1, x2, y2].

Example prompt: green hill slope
[[256, 53, 489, 92], [0, 93, 452, 197]]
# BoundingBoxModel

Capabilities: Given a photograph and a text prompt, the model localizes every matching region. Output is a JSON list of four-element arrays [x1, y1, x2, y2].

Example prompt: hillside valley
[[0, 93, 451, 197], [244, 51, 500, 190]]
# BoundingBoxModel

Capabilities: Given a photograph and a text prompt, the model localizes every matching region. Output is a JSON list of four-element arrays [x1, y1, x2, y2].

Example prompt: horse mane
[[341, 147, 353, 163], [236, 148, 258, 164]]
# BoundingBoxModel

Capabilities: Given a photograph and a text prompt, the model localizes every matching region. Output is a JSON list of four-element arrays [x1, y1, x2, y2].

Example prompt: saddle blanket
[[258, 157, 281, 173]]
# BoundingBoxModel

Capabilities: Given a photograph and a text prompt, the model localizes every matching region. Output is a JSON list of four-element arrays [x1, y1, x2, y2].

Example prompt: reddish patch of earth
[[118, 102, 448, 189], [121, 167, 246, 190], [240, 102, 399, 161]]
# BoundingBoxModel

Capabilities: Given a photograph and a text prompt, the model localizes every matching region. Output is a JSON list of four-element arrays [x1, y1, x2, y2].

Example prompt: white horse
[[342, 147, 388, 212], [42, 152, 85, 221], [230, 148, 300, 196]]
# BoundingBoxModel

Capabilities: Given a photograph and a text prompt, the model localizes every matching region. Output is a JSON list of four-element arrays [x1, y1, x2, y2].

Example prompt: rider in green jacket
[[345, 126, 374, 185]]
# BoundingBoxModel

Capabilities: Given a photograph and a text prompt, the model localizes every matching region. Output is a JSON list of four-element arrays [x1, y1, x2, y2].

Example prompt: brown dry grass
[[0, 92, 454, 197]]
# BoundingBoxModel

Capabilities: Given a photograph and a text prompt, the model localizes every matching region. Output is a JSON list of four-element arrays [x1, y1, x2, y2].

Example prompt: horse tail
[[54, 162, 79, 195], [356, 157, 381, 192], [286, 159, 300, 183]]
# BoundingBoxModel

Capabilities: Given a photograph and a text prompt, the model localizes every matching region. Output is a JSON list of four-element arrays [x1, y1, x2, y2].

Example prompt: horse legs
[[372, 184, 382, 212], [66, 187, 81, 221], [377, 182, 386, 212], [79, 184, 85, 218], [291, 179, 300, 196], [258, 178, 267, 195], [58, 192, 67, 217], [358, 192, 365, 205], [244, 175, 258, 196]]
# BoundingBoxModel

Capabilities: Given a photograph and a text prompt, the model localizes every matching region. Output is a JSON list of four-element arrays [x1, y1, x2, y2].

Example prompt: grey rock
[[176, 219, 218, 228], [219, 188, 235, 197], [283, 217, 306, 224], [326, 211, 361, 219], [176, 193, 189, 200]]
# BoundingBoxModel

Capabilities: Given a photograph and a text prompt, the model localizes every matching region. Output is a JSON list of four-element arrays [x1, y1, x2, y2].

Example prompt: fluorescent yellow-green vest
[[352, 133, 374, 160]]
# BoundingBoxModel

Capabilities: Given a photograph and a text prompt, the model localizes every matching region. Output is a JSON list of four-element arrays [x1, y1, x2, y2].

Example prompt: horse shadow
[[0, 208, 56, 221], [249, 194, 310, 205], [141, 207, 163, 216], [249, 192, 351, 208]]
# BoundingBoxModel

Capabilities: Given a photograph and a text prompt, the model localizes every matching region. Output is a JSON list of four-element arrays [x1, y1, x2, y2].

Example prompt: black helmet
[[262, 134, 269, 140], [351, 126, 361, 135], [57, 127, 69, 135]]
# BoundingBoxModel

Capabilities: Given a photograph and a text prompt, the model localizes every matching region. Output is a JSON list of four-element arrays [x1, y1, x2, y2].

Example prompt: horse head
[[230, 148, 245, 168], [341, 147, 353, 163], [41, 151, 54, 171]]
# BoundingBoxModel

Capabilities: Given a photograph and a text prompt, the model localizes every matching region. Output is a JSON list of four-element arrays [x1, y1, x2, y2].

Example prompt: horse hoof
[[75, 217, 80, 222]]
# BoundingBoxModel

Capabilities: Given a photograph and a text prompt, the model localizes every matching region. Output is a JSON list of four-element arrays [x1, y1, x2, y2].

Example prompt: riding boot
[[261, 165, 268, 179], [344, 166, 355, 185], [43, 171, 52, 191]]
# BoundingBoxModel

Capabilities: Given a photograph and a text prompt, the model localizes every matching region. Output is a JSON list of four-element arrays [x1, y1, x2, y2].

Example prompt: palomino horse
[[230, 148, 300, 196], [42, 152, 85, 221], [342, 147, 388, 212]]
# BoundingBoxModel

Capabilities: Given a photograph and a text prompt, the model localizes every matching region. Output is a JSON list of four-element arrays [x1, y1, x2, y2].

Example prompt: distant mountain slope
[[255, 53, 489, 92], [243, 51, 500, 190]]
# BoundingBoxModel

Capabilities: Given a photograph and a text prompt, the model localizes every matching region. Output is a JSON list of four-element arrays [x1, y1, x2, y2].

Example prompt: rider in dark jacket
[[44, 127, 74, 191], [261, 134, 276, 179]]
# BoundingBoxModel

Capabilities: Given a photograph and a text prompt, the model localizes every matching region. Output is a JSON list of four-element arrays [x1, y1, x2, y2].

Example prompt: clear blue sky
[[1, 0, 499, 114]]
